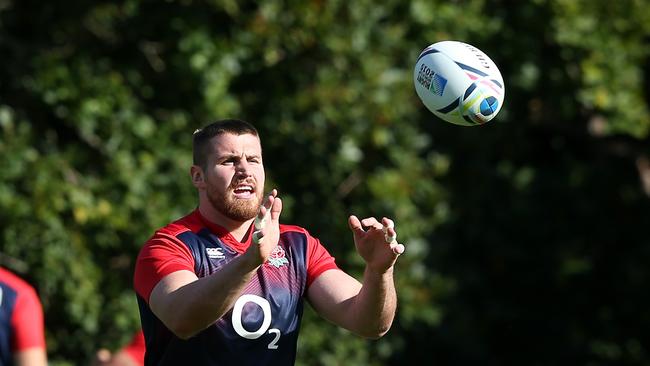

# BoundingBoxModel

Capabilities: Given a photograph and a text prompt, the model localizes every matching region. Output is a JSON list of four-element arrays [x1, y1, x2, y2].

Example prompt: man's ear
[[190, 165, 205, 187]]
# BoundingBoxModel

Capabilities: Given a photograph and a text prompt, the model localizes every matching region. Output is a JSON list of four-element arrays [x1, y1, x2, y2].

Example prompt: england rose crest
[[267, 245, 289, 268]]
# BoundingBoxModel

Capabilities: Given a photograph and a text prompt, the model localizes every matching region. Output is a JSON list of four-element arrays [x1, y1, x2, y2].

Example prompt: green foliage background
[[1, 0, 650, 365]]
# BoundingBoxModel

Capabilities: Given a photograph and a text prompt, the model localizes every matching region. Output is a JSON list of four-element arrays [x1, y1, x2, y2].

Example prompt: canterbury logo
[[206, 247, 225, 259]]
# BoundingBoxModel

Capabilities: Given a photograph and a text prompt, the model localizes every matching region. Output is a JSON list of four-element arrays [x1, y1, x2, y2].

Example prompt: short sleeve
[[134, 232, 195, 302], [11, 285, 45, 351], [305, 235, 339, 288]]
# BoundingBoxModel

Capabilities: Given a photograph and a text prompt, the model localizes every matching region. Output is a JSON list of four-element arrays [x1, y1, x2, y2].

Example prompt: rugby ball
[[414, 40, 505, 126]]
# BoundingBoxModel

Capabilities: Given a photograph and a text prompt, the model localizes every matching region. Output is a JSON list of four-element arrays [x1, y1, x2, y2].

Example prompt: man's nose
[[235, 159, 251, 175]]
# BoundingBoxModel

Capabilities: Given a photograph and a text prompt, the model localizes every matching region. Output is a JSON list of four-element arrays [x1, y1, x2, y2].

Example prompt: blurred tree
[[0, 0, 649, 365]]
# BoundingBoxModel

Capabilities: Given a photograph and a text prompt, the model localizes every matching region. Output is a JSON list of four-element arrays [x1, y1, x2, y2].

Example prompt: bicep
[[307, 269, 362, 327], [149, 270, 198, 321]]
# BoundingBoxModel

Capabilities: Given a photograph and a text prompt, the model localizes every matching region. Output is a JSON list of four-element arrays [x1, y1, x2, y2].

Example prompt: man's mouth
[[232, 184, 255, 199]]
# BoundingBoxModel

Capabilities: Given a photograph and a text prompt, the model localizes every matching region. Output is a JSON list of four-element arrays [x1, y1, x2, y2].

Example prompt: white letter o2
[[231, 294, 272, 339]]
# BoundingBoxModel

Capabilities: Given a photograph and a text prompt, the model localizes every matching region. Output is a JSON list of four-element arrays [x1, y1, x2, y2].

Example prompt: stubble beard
[[207, 182, 263, 222]]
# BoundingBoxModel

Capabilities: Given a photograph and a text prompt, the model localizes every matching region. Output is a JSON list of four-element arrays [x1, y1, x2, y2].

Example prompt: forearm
[[153, 254, 260, 339], [347, 267, 397, 339]]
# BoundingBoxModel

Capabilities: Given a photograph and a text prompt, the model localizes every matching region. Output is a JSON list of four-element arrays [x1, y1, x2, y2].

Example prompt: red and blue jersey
[[0, 267, 46, 366], [134, 209, 338, 366]]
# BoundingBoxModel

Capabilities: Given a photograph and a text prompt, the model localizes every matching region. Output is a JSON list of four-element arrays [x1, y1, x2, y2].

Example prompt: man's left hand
[[348, 215, 405, 274]]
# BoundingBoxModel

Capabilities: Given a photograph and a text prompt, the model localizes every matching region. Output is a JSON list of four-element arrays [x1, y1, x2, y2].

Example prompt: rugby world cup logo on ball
[[414, 41, 505, 126]]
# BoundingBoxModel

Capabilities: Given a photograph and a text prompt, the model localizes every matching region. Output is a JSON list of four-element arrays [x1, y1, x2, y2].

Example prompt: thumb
[[348, 215, 364, 235]]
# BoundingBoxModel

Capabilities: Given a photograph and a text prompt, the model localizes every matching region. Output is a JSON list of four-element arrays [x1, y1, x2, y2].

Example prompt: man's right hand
[[247, 189, 283, 266]]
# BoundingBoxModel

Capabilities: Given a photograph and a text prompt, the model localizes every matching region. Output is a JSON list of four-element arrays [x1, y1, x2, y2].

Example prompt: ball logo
[[416, 64, 447, 96], [431, 74, 448, 96]]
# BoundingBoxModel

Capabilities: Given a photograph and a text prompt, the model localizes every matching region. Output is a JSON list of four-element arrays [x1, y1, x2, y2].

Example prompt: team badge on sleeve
[[267, 246, 289, 268]]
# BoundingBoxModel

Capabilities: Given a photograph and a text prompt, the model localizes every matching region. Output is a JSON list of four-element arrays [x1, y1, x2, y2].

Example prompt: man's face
[[202, 133, 265, 222]]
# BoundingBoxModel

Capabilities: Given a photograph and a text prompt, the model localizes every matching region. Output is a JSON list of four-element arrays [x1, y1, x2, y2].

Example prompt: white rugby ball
[[414, 40, 505, 126]]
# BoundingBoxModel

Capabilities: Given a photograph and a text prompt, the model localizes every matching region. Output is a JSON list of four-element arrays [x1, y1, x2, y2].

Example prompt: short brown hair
[[192, 119, 259, 169]]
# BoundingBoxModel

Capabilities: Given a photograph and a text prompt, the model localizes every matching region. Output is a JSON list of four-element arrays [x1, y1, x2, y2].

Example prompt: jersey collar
[[193, 209, 254, 254]]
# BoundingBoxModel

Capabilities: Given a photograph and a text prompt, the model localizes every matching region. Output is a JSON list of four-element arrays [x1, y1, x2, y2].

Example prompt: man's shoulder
[[0, 267, 35, 294], [153, 210, 204, 239], [0, 268, 40, 310], [279, 224, 322, 246]]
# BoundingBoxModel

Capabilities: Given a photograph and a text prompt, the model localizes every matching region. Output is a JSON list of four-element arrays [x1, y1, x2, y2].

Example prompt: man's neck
[[198, 204, 254, 242]]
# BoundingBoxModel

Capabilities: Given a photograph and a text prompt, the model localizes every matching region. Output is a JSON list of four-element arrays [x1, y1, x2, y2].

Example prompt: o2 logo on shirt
[[231, 294, 281, 349]]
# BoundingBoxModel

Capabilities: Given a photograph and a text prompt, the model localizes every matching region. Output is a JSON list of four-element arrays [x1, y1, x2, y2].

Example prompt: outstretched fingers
[[349, 215, 405, 255], [360, 217, 383, 231], [390, 242, 405, 255], [253, 189, 282, 245], [382, 217, 405, 256], [382, 218, 396, 242], [255, 190, 277, 231], [270, 195, 282, 222]]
